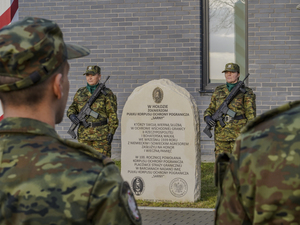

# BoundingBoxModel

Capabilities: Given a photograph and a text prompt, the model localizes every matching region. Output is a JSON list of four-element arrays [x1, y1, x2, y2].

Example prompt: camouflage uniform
[[67, 73, 118, 157], [0, 17, 141, 225], [0, 117, 141, 225], [215, 100, 300, 224], [204, 64, 256, 155]]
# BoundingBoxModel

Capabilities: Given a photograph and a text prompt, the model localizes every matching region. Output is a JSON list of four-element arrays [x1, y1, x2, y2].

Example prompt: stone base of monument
[[121, 79, 201, 202]]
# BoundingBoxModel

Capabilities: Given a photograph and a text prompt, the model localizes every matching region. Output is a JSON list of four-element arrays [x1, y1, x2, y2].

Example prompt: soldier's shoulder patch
[[119, 181, 142, 225], [241, 100, 300, 133]]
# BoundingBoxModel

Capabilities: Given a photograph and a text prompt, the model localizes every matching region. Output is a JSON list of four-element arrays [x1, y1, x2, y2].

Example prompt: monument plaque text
[[121, 79, 201, 202]]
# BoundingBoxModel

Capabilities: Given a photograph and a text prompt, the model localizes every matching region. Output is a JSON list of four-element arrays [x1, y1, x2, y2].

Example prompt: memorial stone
[[121, 79, 201, 202]]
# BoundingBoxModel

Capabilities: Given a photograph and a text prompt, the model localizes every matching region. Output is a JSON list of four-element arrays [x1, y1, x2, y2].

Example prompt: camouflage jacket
[[0, 117, 141, 225], [67, 85, 118, 141], [215, 100, 300, 224], [204, 84, 256, 141]]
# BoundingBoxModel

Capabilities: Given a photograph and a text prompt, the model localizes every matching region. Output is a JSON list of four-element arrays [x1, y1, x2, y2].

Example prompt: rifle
[[67, 76, 110, 139], [203, 73, 250, 138]]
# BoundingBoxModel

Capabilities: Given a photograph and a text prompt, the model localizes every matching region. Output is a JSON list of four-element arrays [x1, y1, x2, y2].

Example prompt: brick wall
[[18, 0, 300, 161], [18, 0, 202, 159], [202, 0, 300, 159], [248, 0, 300, 115]]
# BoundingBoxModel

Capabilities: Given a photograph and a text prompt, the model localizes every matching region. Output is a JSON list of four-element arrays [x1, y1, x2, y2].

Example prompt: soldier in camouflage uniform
[[204, 63, 256, 156], [215, 100, 300, 224], [0, 17, 141, 225], [67, 65, 118, 157]]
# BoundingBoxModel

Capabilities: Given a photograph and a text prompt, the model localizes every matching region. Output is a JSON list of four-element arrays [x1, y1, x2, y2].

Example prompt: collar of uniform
[[226, 82, 238, 92], [0, 117, 59, 139], [86, 83, 99, 94]]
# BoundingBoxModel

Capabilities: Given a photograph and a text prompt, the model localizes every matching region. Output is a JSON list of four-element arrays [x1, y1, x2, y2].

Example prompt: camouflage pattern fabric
[[222, 63, 240, 73], [84, 65, 101, 75], [0, 117, 141, 225], [0, 17, 89, 92], [81, 140, 112, 158], [204, 84, 256, 142], [215, 100, 300, 224], [67, 85, 118, 142], [214, 140, 235, 156]]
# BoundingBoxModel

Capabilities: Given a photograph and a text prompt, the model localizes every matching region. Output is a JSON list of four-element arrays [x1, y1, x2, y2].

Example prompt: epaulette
[[59, 137, 115, 166], [241, 100, 300, 133]]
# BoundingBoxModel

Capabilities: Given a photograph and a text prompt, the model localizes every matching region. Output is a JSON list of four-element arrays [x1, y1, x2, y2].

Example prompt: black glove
[[107, 133, 114, 145], [69, 114, 80, 125], [205, 116, 216, 127]]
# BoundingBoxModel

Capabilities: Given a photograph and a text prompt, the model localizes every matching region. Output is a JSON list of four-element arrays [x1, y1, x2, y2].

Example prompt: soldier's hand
[[205, 116, 216, 127], [107, 133, 113, 145], [69, 114, 80, 125]]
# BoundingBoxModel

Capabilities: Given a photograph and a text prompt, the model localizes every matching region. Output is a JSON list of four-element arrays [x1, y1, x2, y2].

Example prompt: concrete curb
[[138, 206, 215, 211]]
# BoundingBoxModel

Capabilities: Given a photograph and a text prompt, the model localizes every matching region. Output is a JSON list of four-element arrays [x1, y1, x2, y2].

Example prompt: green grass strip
[[113, 160, 217, 208]]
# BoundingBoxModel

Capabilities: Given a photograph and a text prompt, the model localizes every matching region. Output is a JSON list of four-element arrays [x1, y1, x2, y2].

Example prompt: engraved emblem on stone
[[131, 176, 145, 196], [152, 87, 163, 104], [169, 178, 188, 198]]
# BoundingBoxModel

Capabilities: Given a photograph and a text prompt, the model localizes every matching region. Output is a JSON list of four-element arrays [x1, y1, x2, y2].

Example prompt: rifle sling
[[88, 120, 108, 127]]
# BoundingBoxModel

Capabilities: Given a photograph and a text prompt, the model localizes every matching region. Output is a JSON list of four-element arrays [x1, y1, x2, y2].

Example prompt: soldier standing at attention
[[0, 17, 141, 225], [215, 100, 300, 224], [67, 65, 118, 157], [204, 63, 256, 156]]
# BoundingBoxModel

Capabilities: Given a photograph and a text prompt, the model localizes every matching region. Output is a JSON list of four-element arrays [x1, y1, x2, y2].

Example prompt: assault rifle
[[203, 73, 250, 138], [67, 76, 110, 139]]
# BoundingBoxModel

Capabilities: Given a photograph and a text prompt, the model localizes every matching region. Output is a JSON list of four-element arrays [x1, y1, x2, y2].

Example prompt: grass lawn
[[113, 161, 218, 208]]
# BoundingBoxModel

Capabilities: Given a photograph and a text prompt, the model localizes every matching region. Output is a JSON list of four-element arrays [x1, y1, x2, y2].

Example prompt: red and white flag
[[0, 0, 19, 120], [0, 0, 19, 29]]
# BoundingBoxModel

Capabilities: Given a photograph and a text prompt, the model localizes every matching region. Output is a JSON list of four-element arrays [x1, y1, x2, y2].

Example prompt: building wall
[[18, 0, 203, 159], [248, 1, 300, 114], [18, 0, 300, 161]]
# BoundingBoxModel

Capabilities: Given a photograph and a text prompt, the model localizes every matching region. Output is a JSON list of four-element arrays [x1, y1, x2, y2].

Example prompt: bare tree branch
[[209, 0, 245, 33]]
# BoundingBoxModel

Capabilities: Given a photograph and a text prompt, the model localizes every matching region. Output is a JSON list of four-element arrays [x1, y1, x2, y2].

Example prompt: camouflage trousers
[[214, 140, 235, 158], [79, 139, 112, 157]]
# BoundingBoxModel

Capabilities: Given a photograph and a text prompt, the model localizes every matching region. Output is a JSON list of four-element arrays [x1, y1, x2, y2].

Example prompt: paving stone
[[139, 207, 214, 225]]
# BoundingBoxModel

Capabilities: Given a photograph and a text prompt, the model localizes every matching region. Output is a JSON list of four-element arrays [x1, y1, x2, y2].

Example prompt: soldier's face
[[86, 73, 101, 85], [224, 71, 240, 84]]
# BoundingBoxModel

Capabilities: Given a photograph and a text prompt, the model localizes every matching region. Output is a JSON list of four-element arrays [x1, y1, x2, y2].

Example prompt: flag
[[0, 0, 19, 29], [0, 0, 19, 120]]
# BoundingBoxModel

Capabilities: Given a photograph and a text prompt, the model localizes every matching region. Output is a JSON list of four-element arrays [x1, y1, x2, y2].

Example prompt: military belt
[[88, 120, 107, 127], [234, 114, 246, 120], [224, 114, 246, 123]]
